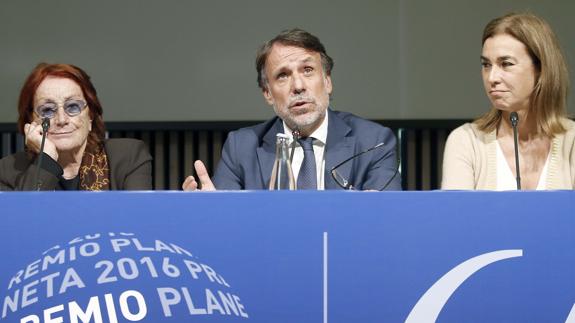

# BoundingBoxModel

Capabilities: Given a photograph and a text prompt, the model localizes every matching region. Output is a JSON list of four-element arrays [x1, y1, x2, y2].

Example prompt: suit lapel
[[256, 118, 284, 188], [324, 110, 355, 189]]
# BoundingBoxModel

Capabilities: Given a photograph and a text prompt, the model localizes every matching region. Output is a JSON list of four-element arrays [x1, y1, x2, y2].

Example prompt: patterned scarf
[[79, 143, 110, 190]]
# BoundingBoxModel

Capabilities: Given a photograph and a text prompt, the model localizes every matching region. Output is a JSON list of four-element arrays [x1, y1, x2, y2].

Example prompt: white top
[[495, 141, 549, 191], [283, 114, 328, 190]]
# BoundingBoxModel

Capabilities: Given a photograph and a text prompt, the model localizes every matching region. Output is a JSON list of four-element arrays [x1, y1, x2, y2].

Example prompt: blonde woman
[[442, 13, 574, 190]]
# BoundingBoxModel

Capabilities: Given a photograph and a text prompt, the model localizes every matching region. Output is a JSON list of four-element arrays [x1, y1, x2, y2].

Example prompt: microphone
[[33, 118, 51, 191], [510, 112, 521, 190], [330, 142, 399, 190], [289, 129, 300, 163]]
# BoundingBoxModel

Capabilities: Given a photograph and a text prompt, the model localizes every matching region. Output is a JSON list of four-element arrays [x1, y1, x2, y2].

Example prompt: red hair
[[17, 63, 106, 149]]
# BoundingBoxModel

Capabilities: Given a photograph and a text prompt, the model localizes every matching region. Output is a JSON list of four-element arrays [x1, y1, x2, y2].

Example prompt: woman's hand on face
[[24, 121, 58, 161]]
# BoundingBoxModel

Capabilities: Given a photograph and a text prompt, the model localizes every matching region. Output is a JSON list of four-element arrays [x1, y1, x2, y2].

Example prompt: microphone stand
[[510, 112, 521, 190], [289, 129, 300, 163], [33, 118, 51, 191]]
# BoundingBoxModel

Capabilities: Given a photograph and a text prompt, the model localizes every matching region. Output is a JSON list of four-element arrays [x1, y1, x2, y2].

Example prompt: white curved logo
[[566, 304, 575, 323], [406, 249, 523, 323]]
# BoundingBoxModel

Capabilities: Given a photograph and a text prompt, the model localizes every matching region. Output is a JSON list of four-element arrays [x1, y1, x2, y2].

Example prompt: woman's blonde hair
[[475, 12, 569, 136]]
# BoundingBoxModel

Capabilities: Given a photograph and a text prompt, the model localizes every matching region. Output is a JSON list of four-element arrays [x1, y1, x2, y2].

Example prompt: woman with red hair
[[0, 63, 152, 190]]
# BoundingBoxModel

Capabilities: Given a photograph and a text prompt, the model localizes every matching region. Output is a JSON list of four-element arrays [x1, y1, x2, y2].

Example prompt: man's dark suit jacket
[[0, 138, 152, 190], [213, 109, 401, 190]]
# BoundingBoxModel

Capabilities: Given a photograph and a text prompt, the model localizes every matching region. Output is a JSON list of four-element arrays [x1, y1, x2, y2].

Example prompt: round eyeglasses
[[34, 100, 87, 119]]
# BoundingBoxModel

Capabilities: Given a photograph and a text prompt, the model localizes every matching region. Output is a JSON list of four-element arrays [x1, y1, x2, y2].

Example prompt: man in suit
[[183, 28, 401, 190]]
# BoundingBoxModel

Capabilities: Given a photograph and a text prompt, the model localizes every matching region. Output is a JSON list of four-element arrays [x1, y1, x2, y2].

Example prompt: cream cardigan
[[441, 118, 575, 190]]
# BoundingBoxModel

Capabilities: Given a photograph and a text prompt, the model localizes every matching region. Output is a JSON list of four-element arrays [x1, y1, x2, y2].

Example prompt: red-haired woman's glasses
[[34, 100, 87, 119]]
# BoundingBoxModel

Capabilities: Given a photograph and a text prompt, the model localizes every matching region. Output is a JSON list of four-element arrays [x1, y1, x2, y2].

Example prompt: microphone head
[[510, 112, 519, 126], [291, 129, 301, 141], [41, 117, 50, 131]]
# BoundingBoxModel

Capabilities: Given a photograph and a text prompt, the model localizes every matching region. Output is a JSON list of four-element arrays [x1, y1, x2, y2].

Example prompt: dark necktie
[[297, 137, 317, 190]]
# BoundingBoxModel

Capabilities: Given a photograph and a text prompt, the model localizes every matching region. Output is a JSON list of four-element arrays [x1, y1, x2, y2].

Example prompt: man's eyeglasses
[[34, 100, 87, 119], [330, 142, 398, 190]]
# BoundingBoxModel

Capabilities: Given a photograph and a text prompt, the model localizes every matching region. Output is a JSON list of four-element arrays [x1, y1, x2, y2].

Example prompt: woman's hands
[[24, 121, 59, 161]]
